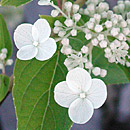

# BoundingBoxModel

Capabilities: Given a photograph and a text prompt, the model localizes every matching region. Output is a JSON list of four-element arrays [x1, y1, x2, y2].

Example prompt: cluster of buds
[[51, 0, 130, 78], [83, 0, 109, 17], [53, 1, 81, 38], [0, 48, 13, 70], [113, 0, 130, 19]]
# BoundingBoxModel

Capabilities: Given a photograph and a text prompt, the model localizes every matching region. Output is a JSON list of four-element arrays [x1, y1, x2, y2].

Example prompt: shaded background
[[0, 0, 130, 130]]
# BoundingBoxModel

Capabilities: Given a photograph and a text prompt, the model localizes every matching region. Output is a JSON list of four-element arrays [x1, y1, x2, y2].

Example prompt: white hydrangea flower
[[54, 68, 107, 124], [38, 0, 50, 5], [14, 19, 57, 61]]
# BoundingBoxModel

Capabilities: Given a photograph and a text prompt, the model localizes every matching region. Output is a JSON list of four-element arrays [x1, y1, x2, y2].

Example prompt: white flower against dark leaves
[[14, 19, 57, 61], [54, 68, 107, 124]]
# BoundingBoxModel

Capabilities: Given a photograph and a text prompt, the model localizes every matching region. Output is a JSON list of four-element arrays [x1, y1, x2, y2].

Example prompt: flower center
[[80, 93, 86, 99], [33, 41, 39, 47]]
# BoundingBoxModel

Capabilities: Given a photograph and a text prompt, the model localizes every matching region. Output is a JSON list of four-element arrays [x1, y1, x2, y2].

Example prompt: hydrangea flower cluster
[[0, 48, 13, 70], [46, 0, 130, 78]]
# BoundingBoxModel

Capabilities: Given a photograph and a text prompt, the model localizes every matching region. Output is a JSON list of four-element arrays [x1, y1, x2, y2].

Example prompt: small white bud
[[108, 56, 116, 63], [105, 48, 111, 53], [1, 48, 7, 54], [97, 34, 104, 41], [123, 28, 130, 35], [118, 33, 126, 41], [120, 21, 127, 28], [122, 42, 129, 50], [118, 4, 125, 12], [54, 20, 62, 27], [92, 67, 101, 76], [73, 4, 80, 13], [85, 33, 92, 40], [101, 11, 108, 18], [94, 25, 103, 33], [0, 53, 6, 60], [71, 29, 77, 36], [64, 48, 72, 55], [84, 9, 89, 15], [87, 3, 95, 12], [73, 13, 81, 22], [94, 14, 101, 22], [114, 40, 121, 47], [53, 27, 61, 34], [99, 40, 107, 48], [64, 2, 72, 12], [81, 46, 88, 54], [110, 42, 116, 50], [85, 62, 93, 69], [58, 31, 66, 37], [61, 38, 69, 46], [91, 38, 99, 46], [105, 21, 112, 28], [64, 19, 73, 27], [6, 59, 13, 66], [111, 28, 120, 37], [51, 10, 59, 17], [126, 62, 130, 67], [87, 22, 94, 29], [100, 69, 107, 77]]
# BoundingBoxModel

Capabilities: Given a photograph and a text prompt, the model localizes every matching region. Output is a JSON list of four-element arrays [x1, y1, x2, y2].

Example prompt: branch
[[74, 0, 86, 7]]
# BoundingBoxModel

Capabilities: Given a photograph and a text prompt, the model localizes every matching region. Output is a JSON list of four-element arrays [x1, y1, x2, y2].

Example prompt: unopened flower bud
[[51, 10, 59, 17], [73, 13, 81, 22], [61, 38, 69, 46], [71, 29, 77, 36], [73, 4, 80, 13], [64, 19, 73, 27], [54, 20, 62, 27], [100, 69, 107, 77], [81, 46, 88, 54], [92, 67, 101, 76]]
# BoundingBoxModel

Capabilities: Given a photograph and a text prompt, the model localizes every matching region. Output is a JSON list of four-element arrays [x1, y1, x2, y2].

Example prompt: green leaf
[[69, 32, 90, 51], [0, 75, 9, 102], [0, 14, 13, 59], [1, 0, 32, 7], [92, 47, 130, 85], [13, 50, 72, 129]]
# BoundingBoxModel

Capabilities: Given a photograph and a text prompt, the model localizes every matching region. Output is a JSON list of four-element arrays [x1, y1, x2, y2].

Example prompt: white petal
[[87, 79, 107, 109], [14, 24, 33, 49], [33, 19, 51, 42], [54, 81, 79, 108], [17, 45, 38, 60], [66, 68, 92, 93], [36, 38, 57, 61], [32, 26, 39, 42], [68, 98, 94, 124]]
